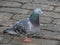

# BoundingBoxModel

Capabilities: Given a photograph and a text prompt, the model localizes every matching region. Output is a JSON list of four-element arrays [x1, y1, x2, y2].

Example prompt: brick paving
[[0, 0, 60, 45]]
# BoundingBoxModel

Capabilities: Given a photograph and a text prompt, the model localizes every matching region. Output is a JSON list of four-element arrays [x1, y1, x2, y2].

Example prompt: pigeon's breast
[[27, 19, 40, 35]]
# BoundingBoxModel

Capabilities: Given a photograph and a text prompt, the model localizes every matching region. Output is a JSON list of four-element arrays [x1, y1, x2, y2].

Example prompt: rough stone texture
[[22, 3, 54, 11], [0, 43, 14, 45], [40, 24, 59, 31], [0, 13, 13, 21], [0, 27, 10, 33], [33, 0, 59, 7], [40, 16, 54, 23], [0, 20, 16, 27], [53, 19, 60, 24], [32, 0, 48, 3], [6, 0, 32, 3], [40, 30, 60, 39], [0, 34, 13, 44], [45, 2, 58, 6], [54, 7, 60, 12], [12, 14, 30, 21], [30, 39, 59, 45], [0, 8, 29, 14], [10, 36, 59, 45], [0, 1, 22, 7], [0, 13, 16, 27], [42, 11, 60, 18], [10, 37, 59, 45], [40, 23, 60, 32], [10, 37, 24, 45]]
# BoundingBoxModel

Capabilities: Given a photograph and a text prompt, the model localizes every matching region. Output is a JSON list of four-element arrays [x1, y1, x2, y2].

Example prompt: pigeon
[[3, 8, 43, 42]]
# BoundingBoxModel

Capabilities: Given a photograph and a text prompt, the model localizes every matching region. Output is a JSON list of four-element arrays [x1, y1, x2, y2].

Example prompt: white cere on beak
[[41, 11, 43, 14]]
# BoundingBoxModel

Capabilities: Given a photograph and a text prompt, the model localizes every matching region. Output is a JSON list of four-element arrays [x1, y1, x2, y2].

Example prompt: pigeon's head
[[33, 8, 43, 15], [29, 8, 43, 25], [30, 8, 43, 18]]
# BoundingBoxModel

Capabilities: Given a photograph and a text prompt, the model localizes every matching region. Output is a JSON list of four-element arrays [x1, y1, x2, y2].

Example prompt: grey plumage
[[3, 8, 43, 37]]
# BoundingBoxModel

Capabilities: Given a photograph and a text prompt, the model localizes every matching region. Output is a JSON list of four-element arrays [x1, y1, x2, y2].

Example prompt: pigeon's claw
[[24, 37, 32, 43]]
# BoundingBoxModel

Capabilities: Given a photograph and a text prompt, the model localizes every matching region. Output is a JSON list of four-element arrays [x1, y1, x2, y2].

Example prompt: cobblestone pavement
[[0, 0, 60, 45]]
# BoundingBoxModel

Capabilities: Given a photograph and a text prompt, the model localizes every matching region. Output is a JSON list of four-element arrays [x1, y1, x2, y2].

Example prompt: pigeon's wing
[[12, 18, 30, 34], [3, 18, 29, 35]]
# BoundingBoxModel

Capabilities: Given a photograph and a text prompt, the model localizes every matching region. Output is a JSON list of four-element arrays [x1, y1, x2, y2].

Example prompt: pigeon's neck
[[29, 12, 39, 26]]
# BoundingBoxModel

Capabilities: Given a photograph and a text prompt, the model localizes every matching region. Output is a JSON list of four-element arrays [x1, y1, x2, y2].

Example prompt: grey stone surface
[[40, 30, 60, 39], [0, 20, 16, 27], [30, 39, 59, 45], [0, 13, 13, 21], [22, 3, 54, 11], [40, 16, 54, 23], [54, 7, 60, 12], [0, 8, 29, 14], [0, 43, 14, 45], [0, 1, 21, 7], [12, 38, 59, 45], [12, 14, 30, 21], [53, 19, 60, 24], [0, 34, 13, 44], [10, 37, 24, 45], [6, 0, 32, 3], [10, 36, 59, 45], [32, 0, 48, 3], [42, 11, 60, 18], [40, 24, 58, 31], [40, 24, 60, 32], [0, 27, 10, 33]]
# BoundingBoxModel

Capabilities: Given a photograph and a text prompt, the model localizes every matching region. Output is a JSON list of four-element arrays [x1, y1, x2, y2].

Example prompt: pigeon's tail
[[3, 28, 17, 35]]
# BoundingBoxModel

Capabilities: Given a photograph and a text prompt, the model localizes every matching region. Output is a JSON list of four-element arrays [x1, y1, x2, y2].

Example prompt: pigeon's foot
[[24, 37, 32, 43]]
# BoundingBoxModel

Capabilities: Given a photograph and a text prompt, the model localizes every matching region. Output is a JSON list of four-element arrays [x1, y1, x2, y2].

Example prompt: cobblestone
[[0, 1, 22, 8], [10, 37, 24, 45], [0, 34, 13, 44], [22, 3, 54, 11], [42, 11, 60, 18], [0, 8, 29, 14], [40, 30, 60, 39], [0, 13, 13, 21], [0, 43, 14, 45], [31, 0, 48, 4], [30, 39, 59, 45], [0, 27, 10, 33], [10, 38, 59, 45], [40, 24, 57, 31], [40, 24, 60, 32], [12, 14, 30, 21], [40, 16, 54, 23], [54, 7, 60, 12], [53, 19, 60, 24], [6, 0, 32, 3], [0, 20, 16, 27]]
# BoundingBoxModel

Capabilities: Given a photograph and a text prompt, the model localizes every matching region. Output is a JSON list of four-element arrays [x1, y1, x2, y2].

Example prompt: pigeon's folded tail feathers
[[3, 28, 17, 35]]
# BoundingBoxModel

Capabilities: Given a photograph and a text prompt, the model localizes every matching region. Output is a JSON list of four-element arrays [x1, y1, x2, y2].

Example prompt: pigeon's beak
[[41, 11, 43, 14]]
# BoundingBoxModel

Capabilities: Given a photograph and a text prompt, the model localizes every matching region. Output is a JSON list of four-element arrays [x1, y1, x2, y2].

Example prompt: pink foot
[[24, 37, 31, 43]]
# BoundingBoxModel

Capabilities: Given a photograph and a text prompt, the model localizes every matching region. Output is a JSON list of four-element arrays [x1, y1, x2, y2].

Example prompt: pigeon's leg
[[24, 34, 33, 43], [24, 37, 32, 43]]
